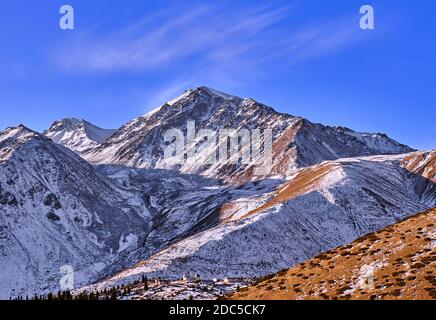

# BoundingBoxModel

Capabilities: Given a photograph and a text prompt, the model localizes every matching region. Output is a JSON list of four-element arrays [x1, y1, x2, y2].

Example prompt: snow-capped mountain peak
[[168, 86, 241, 106], [78, 87, 414, 183], [44, 118, 116, 154], [0, 125, 46, 162]]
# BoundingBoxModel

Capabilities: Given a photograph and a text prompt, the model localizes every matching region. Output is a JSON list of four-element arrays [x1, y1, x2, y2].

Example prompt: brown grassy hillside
[[229, 208, 436, 300]]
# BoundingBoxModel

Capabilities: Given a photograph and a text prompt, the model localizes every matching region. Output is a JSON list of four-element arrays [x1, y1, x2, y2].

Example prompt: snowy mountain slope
[[0, 126, 149, 299], [92, 165, 283, 277], [44, 118, 116, 154], [0, 126, 282, 299], [80, 87, 413, 183], [78, 153, 435, 292]]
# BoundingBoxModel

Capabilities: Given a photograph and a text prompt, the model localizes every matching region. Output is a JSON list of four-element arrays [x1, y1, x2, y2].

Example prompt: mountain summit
[[44, 118, 116, 154], [76, 86, 414, 182]]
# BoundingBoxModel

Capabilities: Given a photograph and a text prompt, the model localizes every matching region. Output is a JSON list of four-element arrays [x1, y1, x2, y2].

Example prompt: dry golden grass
[[228, 208, 436, 300]]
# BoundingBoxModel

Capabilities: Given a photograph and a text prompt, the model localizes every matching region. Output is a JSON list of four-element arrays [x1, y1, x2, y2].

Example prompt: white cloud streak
[[56, 3, 366, 78]]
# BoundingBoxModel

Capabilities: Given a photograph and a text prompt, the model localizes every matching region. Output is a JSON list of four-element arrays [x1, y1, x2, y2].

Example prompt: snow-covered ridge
[[333, 126, 412, 154]]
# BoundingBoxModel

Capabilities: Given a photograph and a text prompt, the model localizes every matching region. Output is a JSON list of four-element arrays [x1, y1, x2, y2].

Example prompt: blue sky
[[0, 0, 434, 150]]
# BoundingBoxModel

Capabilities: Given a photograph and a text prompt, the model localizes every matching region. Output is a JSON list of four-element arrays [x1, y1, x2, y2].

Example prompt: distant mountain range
[[46, 87, 414, 183], [0, 87, 433, 299]]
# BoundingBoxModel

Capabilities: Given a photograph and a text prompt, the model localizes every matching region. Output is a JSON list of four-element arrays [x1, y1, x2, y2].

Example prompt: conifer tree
[[143, 276, 149, 291]]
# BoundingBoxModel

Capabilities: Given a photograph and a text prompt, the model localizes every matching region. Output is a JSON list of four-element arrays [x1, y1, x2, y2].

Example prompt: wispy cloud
[[55, 3, 366, 79], [274, 18, 364, 64], [57, 4, 290, 71]]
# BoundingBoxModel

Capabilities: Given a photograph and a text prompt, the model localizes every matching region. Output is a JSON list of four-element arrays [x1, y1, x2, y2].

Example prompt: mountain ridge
[[45, 86, 414, 183]]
